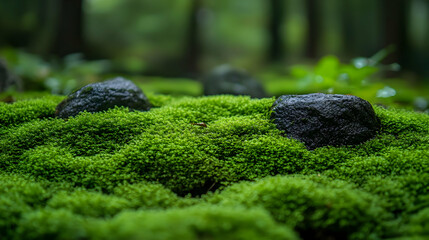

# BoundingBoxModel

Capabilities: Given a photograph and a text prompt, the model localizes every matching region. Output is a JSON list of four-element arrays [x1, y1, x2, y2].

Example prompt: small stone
[[203, 65, 266, 98], [55, 77, 151, 118], [271, 93, 380, 149]]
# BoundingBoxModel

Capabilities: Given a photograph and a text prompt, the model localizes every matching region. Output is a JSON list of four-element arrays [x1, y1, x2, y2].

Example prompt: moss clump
[[15, 206, 298, 240], [0, 94, 428, 239], [0, 173, 73, 239], [0, 172, 189, 239], [206, 175, 389, 240], [0, 95, 63, 129], [44, 182, 193, 219], [398, 207, 429, 238]]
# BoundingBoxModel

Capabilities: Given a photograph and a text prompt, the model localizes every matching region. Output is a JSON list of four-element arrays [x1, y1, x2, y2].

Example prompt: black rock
[[56, 77, 151, 118], [271, 93, 380, 149], [203, 65, 266, 98], [0, 59, 21, 92], [0, 60, 8, 92]]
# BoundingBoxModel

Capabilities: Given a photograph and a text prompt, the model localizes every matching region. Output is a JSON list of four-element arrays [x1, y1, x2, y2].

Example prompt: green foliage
[[0, 48, 109, 94], [86, 0, 190, 73], [136, 77, 202, 96], [0, 94, 428, 239], [262, 52, 429, 111], [275, 54, 383, 97]]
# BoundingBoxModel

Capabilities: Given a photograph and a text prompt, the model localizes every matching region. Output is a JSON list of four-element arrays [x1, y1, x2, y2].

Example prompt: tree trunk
[[184, 0, 202, 76], [268, 0, 285, 62], [305, 0, 319, 58], [383, 0, 408, 66], [51, 0, 84, 57]]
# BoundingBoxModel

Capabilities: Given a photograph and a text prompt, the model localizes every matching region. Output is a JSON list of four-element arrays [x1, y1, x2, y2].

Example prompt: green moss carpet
[[0, 94, 428, 239]]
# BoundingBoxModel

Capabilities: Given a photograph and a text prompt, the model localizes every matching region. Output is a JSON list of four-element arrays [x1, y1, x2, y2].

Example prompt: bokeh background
[[0, 0, 428, 110]]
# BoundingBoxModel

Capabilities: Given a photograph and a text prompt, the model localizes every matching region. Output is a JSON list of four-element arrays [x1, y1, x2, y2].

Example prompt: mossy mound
[[15, 205, 298, 240], [0, 94, 428, 239], [207, 175, 390, 239]]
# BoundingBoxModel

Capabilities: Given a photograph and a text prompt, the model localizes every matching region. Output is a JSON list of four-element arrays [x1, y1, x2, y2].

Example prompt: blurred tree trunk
[[268, 0, 285, 62], [382, 0, 408, 67], [340, 0, 382, 58], [319, 0, 343, 56], [32, 0, 57, 55], [340, 0, 353, 57], [184, 0, 202, 76], [51, 0, 85, 57], [305, 0, 319, 58], [408, 0, 429, 78], [0, 60, 10, 92]]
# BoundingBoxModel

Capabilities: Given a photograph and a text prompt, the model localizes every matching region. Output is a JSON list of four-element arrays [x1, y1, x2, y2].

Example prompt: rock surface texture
[[271, 93, 380, 149], [56, 77, 151, 118], [203, 65, 266, 98]]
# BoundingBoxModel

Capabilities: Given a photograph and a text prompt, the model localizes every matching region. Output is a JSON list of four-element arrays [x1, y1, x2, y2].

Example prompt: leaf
[[314, 55, 340, 79]]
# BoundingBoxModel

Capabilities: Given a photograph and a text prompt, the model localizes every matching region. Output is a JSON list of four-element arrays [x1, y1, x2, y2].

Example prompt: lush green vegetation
[[1, 1, 427, 238], [2, 47, 428, 113], [0, 93, 428, 239]]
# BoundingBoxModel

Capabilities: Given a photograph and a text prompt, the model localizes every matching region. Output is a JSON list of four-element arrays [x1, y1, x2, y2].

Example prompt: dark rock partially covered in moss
[[203, 65, 267, 98], [55, 77, 151, 118], [271, 93, 380, 149]]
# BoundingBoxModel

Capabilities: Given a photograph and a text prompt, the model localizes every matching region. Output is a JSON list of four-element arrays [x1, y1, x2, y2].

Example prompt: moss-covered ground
[[0, 94, 428, 239]]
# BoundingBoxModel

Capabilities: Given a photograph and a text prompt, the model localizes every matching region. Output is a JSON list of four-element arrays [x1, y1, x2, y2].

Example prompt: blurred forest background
[[0, 0, 428, 110]]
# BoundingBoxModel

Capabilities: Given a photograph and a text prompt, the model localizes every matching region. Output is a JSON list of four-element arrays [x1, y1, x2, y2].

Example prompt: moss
[[15, 209, 88, 240], [361, 175, 429, 216], [81, 86, 94, 94], [47, 182, 190, 218], [15, 206, 298, 240], [0, 95, 63, 128], [145, 92, 177, 107], [0, 173, 74, 238], [0, 172, 191, 239], [0, 94, 428, 239], [206, 175, 390, 240], [91, 205, 298, 240], [401, 207, 429, 237]]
